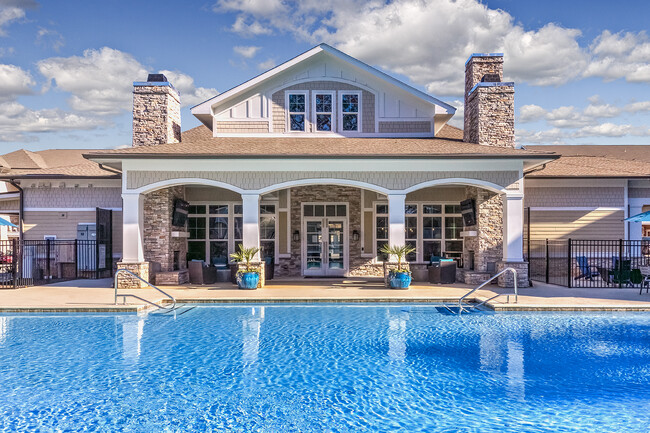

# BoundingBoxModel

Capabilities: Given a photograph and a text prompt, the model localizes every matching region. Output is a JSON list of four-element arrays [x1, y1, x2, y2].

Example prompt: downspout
[[7, 179, 23, 242]]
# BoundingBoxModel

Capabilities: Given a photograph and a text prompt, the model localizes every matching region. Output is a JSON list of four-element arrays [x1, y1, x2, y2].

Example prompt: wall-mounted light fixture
[[293, 230, 300, 242], [352, 230, 360, 242]]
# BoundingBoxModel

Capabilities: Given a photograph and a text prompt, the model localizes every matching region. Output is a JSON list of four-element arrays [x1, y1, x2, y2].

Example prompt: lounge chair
[[639, 267, 650, 295], [575, 256, 600, 281], [610, 259, 632, 287]]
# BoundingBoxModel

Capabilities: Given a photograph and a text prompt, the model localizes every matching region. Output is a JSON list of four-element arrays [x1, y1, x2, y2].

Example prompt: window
[[313, 92, 334, 132], [287, 92, 307, 132], [260, 204, 276, 260], [340, 93, 360, 132], [375, 203, 388, 261], [373, 201, 464, 264], [405, 204, 418, 262]]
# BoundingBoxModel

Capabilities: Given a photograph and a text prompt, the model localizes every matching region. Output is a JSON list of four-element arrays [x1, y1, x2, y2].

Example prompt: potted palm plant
[[230, 245, 262, 289], [380, 244, 416, 289]]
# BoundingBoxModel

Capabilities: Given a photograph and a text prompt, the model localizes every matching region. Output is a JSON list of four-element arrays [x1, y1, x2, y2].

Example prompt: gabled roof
[[191, 43, 456, 126]]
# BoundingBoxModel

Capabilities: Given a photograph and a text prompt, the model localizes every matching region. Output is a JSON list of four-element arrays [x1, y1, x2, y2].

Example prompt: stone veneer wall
[[462, 186, 504, 275], [271, 81, 375, 133], [143, 186, 187, 272], [464, 85, 515, 148], [132, 83, 181, 147], [463, 54, 515, 148], [275, 185, 377, 277]]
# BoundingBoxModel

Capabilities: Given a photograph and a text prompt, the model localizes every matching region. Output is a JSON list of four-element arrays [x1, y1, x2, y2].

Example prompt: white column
[[388, 194, 406, 247], [629, 198, 644, 241], [502, 193, 524, 262], [242, 194, 260, 258], [122, 193, 145, 263]]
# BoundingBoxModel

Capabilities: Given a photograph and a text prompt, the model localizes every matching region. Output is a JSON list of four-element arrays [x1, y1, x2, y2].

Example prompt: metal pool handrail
[[114, 269, 177, 311], [458, 267, 518, 314]]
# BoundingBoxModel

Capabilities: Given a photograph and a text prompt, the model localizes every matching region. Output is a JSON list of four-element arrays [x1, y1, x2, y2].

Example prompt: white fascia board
[[190, 44, 456, 120], [191, 45, 326, 116]]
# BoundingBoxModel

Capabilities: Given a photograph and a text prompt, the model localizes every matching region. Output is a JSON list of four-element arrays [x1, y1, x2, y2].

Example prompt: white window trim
[[259, 200, 279, 264], [311, 90, 336, 133], [338, 91, 362, 134], [285, 91, 309, 133], [187, 201, 242, 264]]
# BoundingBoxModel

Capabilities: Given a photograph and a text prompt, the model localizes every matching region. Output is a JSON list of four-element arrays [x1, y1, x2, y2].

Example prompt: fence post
[[545, 239, 549, 284], [46, 238, 51, 280], [567, 238, 572, 288], [619, 238, 623, 289], [11, 238, 17, 289], [74, 239, 78, 279]]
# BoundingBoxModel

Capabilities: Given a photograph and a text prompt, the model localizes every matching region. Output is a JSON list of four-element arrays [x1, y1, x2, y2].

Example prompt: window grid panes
[[315, 93, 333, 132], [288, 93, 306, 131], [375, 204, 389, 262], [374, 202, 464, 264], [341, 93, 359, 131]]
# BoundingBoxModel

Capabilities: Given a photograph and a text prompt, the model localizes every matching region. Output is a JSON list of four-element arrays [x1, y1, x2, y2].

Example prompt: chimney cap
[[465, 53, 503, 65], [147, 73, 168, 82]]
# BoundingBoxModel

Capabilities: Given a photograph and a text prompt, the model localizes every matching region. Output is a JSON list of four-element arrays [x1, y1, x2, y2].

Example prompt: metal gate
[[526, 239, 650, 288]]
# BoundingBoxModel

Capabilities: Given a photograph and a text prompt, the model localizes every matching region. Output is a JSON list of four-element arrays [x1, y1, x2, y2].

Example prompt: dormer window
[[313, 92, 335, 132], [340, 92, 361, 132], [287, 92, 307, 132]]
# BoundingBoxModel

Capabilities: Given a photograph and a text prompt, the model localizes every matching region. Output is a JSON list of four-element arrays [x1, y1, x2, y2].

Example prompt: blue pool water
[[1, 305, 650, 432]]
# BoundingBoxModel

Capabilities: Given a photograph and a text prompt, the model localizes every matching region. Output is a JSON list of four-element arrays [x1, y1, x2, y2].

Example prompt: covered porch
[[117, 172, 528, 289]]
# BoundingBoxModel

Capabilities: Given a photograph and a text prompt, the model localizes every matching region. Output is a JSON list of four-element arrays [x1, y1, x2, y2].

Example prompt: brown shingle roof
[[526, 145, 650, 178], [86, 124, 552, 158], [0, 148, 120, 179]]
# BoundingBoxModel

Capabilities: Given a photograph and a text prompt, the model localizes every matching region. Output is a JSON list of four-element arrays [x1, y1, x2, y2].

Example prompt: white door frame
[[301, 202, 349, 277]]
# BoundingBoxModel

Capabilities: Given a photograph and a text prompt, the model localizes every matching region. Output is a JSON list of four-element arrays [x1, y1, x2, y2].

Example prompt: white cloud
[[257, 58, 276, 71], [233, 45, 260, 59], [584, 30, 650, 83], [0, 6, 24, 36], [230, 15, 272, 36], [36, 27, 64, 52], [518, 104, 547, 123], [36, 47, 215, 114], [158, 70, 217, 107], [37, 47, 147, 115], [213, 0, 589, 96], [0, 63, 34, 100], [0, 101, 105, 142]]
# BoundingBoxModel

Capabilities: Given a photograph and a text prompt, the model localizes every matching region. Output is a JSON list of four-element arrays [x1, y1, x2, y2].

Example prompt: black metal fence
[[526, 239, 650, 288], [0, 239, 112, 289]]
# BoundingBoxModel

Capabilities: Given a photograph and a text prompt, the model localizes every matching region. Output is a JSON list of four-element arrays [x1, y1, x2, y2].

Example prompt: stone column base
[[116, 262, 150, 289], [496, 261, 529, 288], [236, 262, 266, 288]]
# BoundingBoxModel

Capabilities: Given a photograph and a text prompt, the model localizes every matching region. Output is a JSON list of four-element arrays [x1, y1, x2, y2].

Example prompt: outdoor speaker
[[460, 198, 476, 226]]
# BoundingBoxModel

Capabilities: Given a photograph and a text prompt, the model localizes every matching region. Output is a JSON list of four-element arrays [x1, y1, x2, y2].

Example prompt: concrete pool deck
[[2, 277, 650, 313]]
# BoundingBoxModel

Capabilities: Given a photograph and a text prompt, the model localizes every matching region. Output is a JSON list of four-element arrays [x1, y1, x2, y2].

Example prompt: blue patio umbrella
[[0, 217, 17, 228], [625, 210, 650, 222]]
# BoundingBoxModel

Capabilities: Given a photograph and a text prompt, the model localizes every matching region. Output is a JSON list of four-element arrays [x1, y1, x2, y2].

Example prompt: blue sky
[[0, 0, 649, 152]]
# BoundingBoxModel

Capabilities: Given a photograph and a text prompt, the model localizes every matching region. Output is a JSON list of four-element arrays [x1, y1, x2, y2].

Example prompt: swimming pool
[[1, 304, 649, 432]]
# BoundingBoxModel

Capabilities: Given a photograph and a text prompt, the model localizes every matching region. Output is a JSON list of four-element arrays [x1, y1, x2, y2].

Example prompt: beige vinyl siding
[[527, 210, 624, 241], [23, 210, 123, 257], [0, 199, 19, 211]]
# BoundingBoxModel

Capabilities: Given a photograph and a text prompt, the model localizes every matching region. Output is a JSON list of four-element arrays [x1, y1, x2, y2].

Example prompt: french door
[[303, 217, 347, 277]]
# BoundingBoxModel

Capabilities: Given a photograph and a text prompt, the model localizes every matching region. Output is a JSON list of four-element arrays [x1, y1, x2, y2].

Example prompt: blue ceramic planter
[[238, 271, 260, 290], [389, 271, 412, 289]]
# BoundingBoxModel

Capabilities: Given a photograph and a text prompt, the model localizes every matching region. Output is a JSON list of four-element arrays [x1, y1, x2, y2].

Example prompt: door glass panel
[[328, 221, 344, 270], [306, 221, 322, 269]]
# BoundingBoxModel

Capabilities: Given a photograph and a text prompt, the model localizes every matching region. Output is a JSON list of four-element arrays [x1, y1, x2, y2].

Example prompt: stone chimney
[[132, 74, 181, 147], [463, 53, 515, 148]]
